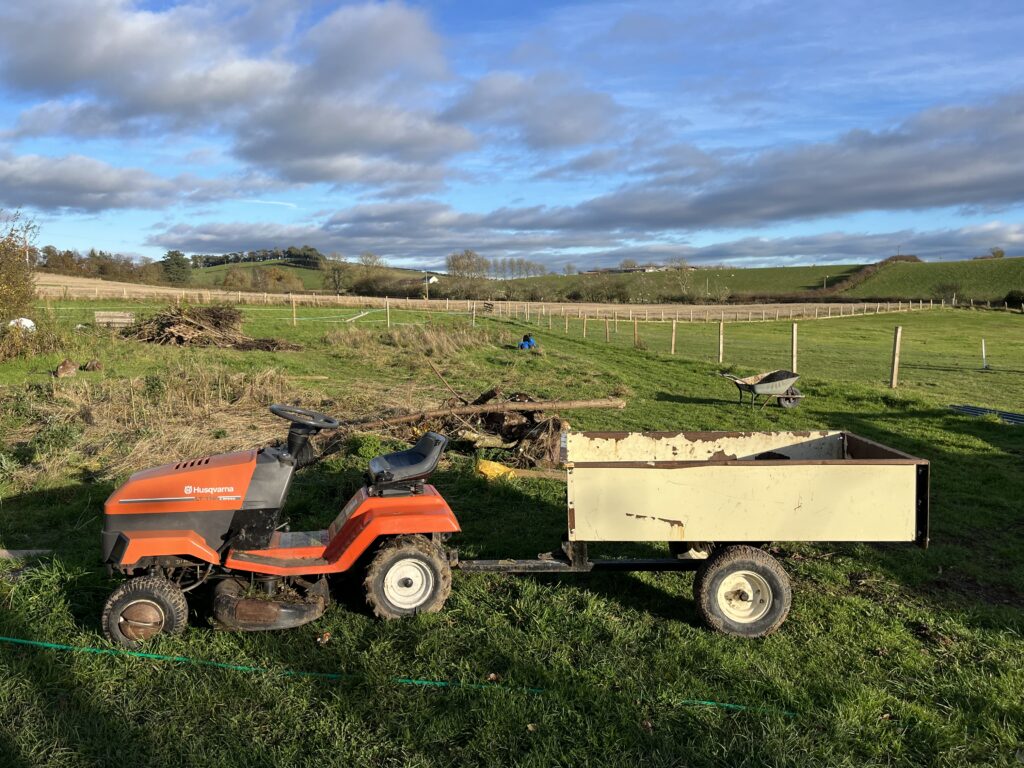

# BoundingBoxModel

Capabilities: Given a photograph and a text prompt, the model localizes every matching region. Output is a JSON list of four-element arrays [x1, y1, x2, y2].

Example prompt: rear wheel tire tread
[[363, 535, 451, 620]]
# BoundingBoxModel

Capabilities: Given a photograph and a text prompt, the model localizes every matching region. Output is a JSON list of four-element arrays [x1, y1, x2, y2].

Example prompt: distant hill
[[191, 259, 436, 296], [506, 257, 1023, 303], [510, 264, 865, 302], [843, 256, 1024, 301]]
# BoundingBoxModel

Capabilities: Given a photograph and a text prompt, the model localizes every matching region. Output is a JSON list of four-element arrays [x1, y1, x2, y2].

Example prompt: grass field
[[1, 302, 1022, 766], [189, 260, 430, 292], [847, 257, 1024, 302]]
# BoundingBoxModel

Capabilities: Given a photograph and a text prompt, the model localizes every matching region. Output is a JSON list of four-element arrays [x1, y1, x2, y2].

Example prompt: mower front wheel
[[364, 535, 451, 619], [101, 575, 188, 646]]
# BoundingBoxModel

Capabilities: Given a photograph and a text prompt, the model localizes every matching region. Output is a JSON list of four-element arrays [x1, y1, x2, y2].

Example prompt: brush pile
[[123, 305, 300, 351], [432, 389, 567, 467], [336, 388, 626, 468]]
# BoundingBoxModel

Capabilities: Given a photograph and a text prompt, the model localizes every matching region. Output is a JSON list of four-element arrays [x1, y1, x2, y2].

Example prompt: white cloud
[[447, 71, 620, 148], [0, 153, 178, 211]]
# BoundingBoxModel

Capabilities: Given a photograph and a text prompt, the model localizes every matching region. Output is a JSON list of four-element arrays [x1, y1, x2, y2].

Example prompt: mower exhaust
[[212, 577, 329, 632]]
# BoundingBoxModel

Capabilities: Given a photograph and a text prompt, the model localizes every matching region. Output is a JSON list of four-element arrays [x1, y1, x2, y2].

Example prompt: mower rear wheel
[[364, 535, 451, 619], [102, 576, 188, 646]]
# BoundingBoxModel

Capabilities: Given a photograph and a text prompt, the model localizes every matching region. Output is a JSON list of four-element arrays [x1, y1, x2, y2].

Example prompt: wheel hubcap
[[716, 570, 772, 623], [383, 558, 434, 610], [119, 599, 165, 641]]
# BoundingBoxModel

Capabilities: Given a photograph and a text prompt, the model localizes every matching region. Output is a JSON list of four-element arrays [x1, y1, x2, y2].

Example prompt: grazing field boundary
[[35, 272, 955, 324]]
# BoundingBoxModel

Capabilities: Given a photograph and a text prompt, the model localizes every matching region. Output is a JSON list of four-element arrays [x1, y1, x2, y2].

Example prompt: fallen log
[[455, 429, 517, 449], [339, 398, 626, 429]]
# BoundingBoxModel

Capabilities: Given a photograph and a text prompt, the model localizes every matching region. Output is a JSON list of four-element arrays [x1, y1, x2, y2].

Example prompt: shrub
[[0, 317, 70, 363], [1003, 289, 1024, 309], [0, 210, 36, 322]]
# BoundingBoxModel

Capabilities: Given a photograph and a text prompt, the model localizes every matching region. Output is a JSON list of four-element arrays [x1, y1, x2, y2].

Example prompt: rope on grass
[[0, 634, 794, 716]]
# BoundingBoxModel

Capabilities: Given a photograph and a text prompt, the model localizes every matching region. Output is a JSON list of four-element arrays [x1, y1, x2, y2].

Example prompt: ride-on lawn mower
[[101, 405, 930, 645], [101, 404, 458, 645]]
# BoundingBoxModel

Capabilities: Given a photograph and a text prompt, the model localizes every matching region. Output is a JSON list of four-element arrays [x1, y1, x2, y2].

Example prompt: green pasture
[[0, 301, 1021, 766]]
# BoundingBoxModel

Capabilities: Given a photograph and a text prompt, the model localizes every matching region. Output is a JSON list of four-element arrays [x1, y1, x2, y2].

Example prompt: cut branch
[[339, 398, 626, 429]]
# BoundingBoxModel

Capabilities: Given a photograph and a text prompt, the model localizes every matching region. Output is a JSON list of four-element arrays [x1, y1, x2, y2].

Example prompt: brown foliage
[[123, 304, 300, 351]]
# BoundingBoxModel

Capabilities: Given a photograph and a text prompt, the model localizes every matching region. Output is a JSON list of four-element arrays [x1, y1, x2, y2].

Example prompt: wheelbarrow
[[719, 370, 802, 409]]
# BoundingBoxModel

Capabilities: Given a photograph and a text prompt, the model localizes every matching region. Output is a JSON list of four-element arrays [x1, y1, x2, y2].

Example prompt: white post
[[890, 326, 902, 388], [791, 323, 798, 373]]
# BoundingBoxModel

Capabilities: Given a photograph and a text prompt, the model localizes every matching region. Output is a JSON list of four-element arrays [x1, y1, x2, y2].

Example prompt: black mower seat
[[368, 432, 448, 486]]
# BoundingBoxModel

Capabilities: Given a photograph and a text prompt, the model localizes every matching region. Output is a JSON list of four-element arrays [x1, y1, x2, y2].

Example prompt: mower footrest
[[229, 551, 330, 569]]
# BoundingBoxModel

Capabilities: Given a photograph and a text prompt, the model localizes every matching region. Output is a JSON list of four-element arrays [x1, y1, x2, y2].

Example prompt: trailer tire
[[101, 576, 188, 646], [364, 535, 451, 619], [693, 545, 791, 638]]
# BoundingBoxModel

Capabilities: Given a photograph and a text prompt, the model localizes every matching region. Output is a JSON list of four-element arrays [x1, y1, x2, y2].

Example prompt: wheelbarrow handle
[[718, 373, 741, 382]]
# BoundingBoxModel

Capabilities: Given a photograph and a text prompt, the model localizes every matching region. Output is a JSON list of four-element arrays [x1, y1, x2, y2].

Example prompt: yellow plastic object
[[476, 459, 516, 480]]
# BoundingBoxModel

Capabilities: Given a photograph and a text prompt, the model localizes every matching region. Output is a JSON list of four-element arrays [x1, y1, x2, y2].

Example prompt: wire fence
[[36, 280, 947, 323], [493, 308, 1024, 391]]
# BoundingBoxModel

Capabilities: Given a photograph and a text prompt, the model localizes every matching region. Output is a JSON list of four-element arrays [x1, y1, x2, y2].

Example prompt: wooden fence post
[[605, 319, 610, 343], [670, 319, 677, 355], [291, 294, 296, 326], [718, 320, 724, 363], [583, 315, 588, 338], [791, 323, 798, 373], [471, 302, 476, 327], [890, 326, 902, 388], [386, 297, 391, 328], [564, 314, 569, 333], [633, 318, 639, 347]]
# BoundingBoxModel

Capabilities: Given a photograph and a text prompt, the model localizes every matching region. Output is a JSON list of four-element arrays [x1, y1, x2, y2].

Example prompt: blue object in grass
[[519, 334, 537, 350]]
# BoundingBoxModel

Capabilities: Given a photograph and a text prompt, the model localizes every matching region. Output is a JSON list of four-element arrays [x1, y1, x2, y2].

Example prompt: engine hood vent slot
[[174, 457, 212, 470]]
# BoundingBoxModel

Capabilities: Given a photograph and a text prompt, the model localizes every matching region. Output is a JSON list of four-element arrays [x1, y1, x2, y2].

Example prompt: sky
[[1, 0, 1023, 271]]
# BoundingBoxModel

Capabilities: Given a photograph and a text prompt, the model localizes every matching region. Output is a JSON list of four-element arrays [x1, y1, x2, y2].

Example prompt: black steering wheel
[[269, 404, 340, 431]]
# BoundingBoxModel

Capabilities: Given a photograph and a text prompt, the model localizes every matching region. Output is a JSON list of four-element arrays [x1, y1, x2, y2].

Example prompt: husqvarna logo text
[[184, 485, 234, 495]]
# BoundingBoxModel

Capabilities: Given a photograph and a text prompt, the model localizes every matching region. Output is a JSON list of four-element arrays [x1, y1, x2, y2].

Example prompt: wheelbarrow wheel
[[777, 386, 801, 409]]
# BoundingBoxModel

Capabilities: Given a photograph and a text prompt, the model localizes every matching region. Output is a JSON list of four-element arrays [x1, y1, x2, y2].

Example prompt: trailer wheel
[[101, 576, 188, 646], [693, 545, 791, 638], [364, 535, 451, 619]]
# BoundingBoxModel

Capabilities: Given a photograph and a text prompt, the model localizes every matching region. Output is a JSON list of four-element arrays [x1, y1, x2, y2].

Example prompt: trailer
[[456, 430, 929, 637]]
